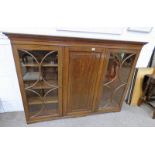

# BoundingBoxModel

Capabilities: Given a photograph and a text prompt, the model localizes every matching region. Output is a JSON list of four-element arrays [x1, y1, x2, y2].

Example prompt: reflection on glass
[[18, 50, 59, 118], [98, 52, 136, 110]]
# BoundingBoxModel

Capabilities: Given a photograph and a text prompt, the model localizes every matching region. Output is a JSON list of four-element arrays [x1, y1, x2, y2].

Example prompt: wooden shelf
[[25, 80, 58, 89], [23, 72, 57, 82], [34, 80, 57, 89], [29, 108, 58, 118], [23, 72, 41, 81], [28, 96, 58, 105], [23, 63, 58, 67]]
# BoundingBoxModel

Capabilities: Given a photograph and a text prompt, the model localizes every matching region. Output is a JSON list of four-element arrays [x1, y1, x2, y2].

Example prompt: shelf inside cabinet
[[23, 72, 57, 82], [28, 96, 58, 105], [29, 107, 58, 118], [22, 63, 58, 67], [23, 72, 41, 81], [25, 80, 58, 89]]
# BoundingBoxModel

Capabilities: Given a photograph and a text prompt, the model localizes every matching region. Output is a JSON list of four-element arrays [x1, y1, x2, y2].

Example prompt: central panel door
[[64, 47, 104, 116]]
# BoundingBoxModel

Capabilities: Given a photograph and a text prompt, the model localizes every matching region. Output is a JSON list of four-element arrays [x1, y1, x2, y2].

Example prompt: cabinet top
[[4, 32, 147, 48]]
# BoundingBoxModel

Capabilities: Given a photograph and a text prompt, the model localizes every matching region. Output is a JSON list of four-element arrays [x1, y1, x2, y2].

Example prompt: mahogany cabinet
[[5, 33, 146, 123]]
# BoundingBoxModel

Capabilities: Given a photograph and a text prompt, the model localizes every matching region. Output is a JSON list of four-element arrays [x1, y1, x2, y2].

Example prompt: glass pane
[[18, 49, 59, 118], [98, 51, 136, 110]]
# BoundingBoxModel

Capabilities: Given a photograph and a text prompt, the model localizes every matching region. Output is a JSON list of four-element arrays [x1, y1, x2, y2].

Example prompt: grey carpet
[[0, 103, 155, 127]]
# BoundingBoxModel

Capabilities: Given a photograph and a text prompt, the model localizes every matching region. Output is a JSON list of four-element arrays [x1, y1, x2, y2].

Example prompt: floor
[[0, 103, 155, 127]]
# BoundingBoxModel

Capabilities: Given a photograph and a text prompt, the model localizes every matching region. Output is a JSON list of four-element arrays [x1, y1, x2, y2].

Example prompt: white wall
[[0, 34, 23, 112], [0, 27, 155, 112]]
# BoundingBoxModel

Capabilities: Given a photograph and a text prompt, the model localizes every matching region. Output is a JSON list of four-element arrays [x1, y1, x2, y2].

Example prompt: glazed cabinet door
[[12, 44, 62, 123], [63, 47, 104, 116], [95, 48, 138, 112]]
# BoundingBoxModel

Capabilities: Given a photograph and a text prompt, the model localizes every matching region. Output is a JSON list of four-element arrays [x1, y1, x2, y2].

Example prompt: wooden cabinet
[[5, 33, 146, 123]]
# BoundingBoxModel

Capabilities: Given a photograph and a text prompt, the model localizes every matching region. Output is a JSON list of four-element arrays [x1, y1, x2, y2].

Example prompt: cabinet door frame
[[12, 44, 63, 123], [94, 48, 140, 112], [63, 46, 105, 116]]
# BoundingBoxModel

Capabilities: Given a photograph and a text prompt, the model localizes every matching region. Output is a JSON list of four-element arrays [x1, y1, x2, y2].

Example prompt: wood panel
[[64, 47, 103, 115], [4, 33, 146, 50]]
